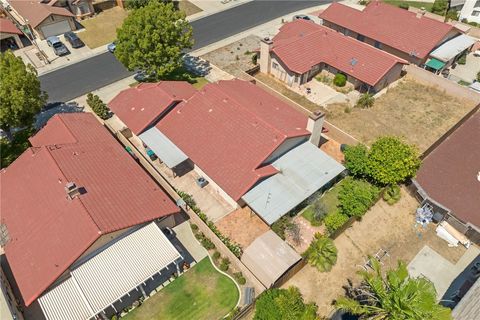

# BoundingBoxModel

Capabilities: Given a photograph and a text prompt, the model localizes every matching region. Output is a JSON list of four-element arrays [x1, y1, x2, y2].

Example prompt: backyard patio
[[284, 187, 468, 317], [122, 258, 239, 320]]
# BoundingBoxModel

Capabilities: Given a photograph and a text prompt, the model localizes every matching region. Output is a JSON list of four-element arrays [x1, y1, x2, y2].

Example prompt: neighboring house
[[452, 0, 480, 24], [43, 0, 95, 19], [0, 113, 182, 320], [109, 79, 345, 226], [412, 108, 480, 245], [259, 19, 407, 93], [8, 0, 76, 39], [0, 17, 23, 50], [320, 1, 462, 65], [427, 33, 476, 73]]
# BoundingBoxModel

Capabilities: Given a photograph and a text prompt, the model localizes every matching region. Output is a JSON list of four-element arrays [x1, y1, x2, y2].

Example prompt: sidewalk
[[187, 0, 253, 21]]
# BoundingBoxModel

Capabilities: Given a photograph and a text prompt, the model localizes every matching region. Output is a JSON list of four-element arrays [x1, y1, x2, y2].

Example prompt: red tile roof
[[156, 79, 310, 201], [0, 113, 179, 306], [271, 20, 407, 86], [416, 110, 480, 228], [9, 0, 74, 28], [0, 18, 22, 35], [108, 81, 196, 135], [320, 1, 457, 60]]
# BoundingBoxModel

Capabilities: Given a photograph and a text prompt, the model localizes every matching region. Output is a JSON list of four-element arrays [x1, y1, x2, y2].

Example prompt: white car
[[473, 50, 480, 57]]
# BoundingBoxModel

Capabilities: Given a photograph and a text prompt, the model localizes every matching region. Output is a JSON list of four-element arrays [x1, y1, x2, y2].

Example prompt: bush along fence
[[177, 191, 242, 257]]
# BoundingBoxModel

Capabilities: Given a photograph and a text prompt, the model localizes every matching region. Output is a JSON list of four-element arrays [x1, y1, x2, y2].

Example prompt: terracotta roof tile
[[0, 18, 22, 35], [0, 113, 179, 306], [9, 0, 73, 28], [320, 1, 456, 59], [271, 20, 407, 86]]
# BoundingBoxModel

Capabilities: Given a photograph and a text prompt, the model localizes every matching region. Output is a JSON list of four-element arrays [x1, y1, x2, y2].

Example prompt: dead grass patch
[[78, 7, 128, 49]]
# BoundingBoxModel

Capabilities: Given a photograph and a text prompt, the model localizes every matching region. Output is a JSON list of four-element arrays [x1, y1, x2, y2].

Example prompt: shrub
[[398, 3, 409, 10], [312, 201, 327, 224], [333, 73, 347, 87], [344, 144, 369, 178], [111, 316, 118, 320], [190, 223, 198, 232], [86, 93, 111, 120], [271, 216, 293, 240], [219, 258, 230, 272], [431, 0, 448, 15], [254, 287, 318, 320], [457, 54, 467, 65], [233, 272, 247, 285], [356, 93, 375, 109], [383, 184, 401, 205], [252, 53, 258, 65], [303, 233, 337, 272], [324, 211, 349, 234], [195, 232, 216, 250], [338, 177, 380, 218], [212, 251, 221, 260], [446, 9, 458, 21]]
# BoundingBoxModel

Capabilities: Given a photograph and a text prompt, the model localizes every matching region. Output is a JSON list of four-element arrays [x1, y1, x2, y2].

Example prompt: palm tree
[[303, 233, 337, 272], [356, 93, 375, 109], [336, 259, 452, 320]]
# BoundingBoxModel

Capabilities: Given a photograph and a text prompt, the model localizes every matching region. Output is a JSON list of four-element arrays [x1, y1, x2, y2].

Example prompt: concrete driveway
[[449, 53, 480, 83]]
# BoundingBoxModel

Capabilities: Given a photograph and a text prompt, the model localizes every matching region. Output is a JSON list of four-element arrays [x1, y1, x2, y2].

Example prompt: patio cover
[[38, 222, 182, 320], [430, 34, 476, 62], [241, 230, 301, 288], [425, 58, 446, 71], [139, 127, 188, 168], [242, 142, 345, 225]]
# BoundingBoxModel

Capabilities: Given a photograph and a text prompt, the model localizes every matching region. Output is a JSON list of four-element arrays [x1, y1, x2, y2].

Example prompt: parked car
[[134, 70, 156, 82], [107, 41, 116, 53], [293, 14, 311, 21], [46, 36, 69, 56], [63, 31, 84, 48]]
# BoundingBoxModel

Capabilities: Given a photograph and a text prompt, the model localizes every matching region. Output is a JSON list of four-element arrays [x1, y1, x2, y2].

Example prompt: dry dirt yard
[[201, 35, 260, 77], [284, 187, 466, 317], [325, 79, 476, 152]]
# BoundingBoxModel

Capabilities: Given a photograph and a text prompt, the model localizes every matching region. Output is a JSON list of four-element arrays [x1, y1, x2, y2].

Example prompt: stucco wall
[[269, 54, 301, 86], [373, 62, 404, 92]]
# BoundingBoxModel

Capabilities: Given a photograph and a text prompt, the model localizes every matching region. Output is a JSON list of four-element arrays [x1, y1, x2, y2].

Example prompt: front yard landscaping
[[325, 79, 476, 152], [78, 7, 128, 49], [122, 258, 238, 320]]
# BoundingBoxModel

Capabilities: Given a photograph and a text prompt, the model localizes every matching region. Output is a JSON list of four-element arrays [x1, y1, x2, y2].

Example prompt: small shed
[[241, 230, 302, 288]]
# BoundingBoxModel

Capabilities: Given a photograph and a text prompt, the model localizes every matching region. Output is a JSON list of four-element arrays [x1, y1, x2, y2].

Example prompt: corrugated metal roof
[[139, 127, 188, 168], [452, 278, 480, 319], [430, 34, 476, 62], [242, 142, 345, 225], [241, 230, 301, 288], [38, 222, 182, 320]]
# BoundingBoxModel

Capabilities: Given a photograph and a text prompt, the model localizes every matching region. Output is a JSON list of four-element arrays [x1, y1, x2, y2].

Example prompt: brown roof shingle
[[9, 0, 73, 27]]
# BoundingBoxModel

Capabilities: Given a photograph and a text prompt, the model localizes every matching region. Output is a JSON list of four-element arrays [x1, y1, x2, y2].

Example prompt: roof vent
[[65, 182, 81, 200], [350, 58, 358, 66]]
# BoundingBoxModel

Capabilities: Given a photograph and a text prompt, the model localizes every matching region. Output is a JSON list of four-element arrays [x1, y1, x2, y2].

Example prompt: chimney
[[306, 111, 325, 147], [259, 37, 273, 74], [65, 182, 81, 200]]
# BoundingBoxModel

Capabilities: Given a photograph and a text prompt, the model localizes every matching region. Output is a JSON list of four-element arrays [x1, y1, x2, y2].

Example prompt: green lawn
[[382, 1, 434, 11], [122, 258, 238, 320], [0, 127, 34, 168], [302, 180, 345, 226]]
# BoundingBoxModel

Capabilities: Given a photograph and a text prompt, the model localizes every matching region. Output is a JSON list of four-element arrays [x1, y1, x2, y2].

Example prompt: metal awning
[[38, 222, 182, 320], [139, 127, 188, 168], [241, 230, 301, 288], [430, 34, 476, 62], [425, 58, 446, 71], [242, 142, 345, 225]]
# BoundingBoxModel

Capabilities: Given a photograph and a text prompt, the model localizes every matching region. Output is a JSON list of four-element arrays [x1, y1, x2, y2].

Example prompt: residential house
[[0, 17, 23, 50], [451, 0, 480, 24], [0, 113, 183, 320], [259, 19, 408, 93], [8, 0, 77, 39], [109, 79, 345, 226], [412, 108, 480, 245], [43, 0, 95, 19], [320, 1, 462, 66]]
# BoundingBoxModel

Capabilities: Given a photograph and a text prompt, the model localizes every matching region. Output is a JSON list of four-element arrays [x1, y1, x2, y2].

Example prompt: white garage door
[[41, 20, 71, 38]]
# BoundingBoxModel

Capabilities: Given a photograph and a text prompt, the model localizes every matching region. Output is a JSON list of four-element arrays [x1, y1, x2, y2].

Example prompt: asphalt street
[[40, 0, 326, 102]]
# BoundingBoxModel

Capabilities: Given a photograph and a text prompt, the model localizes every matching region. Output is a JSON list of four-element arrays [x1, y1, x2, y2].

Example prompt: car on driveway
[[46, 36, 69, 56], [64, 31, 84, 48], [107, 41, 116, 53]]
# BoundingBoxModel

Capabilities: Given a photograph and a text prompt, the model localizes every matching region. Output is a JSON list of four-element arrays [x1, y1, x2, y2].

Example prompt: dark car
[[293, 14, 311, 21], [64, 31, 84, 48], [133, 70, 156, 82], [46, 36, 69, 56]]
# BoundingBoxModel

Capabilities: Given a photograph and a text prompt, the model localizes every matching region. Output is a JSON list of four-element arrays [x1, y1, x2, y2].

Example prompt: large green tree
[[366, 136, 421, 185], [115, 0, 193, 79], [336, 260, 452, 320], [0, 51, 47, 138], [344, 144, 369, 178], [338, 177, 380, 218], [303, 233, 338, 272], [254, 287, 319, 320]]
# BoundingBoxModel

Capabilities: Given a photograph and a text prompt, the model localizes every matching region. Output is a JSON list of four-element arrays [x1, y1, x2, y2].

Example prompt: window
[[356, 34, 365, 42], [374, 41, 382, 49], [473, 10, 480, 17], [475, 0, 480, 8], [50, 16, 55, 22], [272, 62, 278, 69], [294, 75, 299, 83]]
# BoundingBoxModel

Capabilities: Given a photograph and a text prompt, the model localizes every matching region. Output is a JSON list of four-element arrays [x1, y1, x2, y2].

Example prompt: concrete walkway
[[174, 221, 208, 263]]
